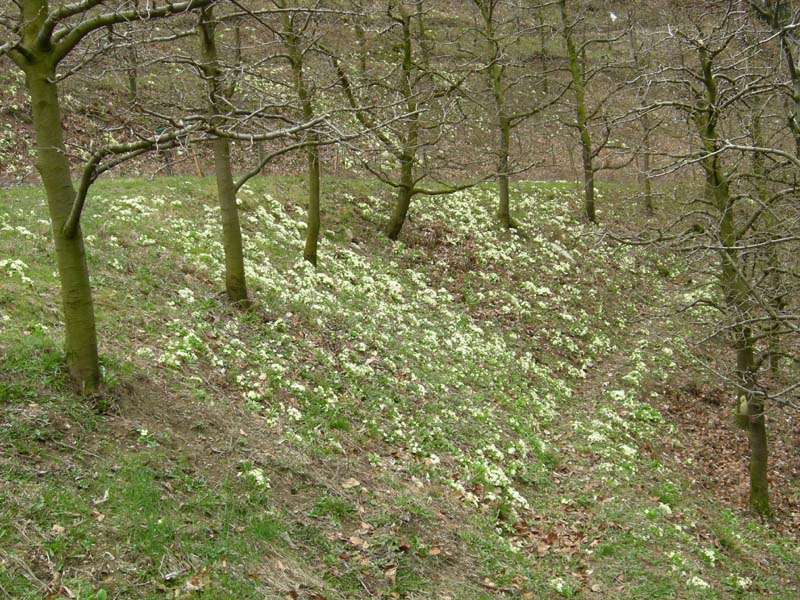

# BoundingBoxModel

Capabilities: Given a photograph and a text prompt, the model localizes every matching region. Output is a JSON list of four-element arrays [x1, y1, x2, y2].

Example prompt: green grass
[[1, 175, 798, 598]]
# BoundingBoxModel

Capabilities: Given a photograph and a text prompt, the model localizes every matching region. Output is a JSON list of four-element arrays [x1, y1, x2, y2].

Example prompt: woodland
[[0, 0, 799, 598]]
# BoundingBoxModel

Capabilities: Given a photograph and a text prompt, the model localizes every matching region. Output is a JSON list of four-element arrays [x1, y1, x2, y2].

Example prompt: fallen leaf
[[349, 535, 368, 548], [536, 542, 549, 556]]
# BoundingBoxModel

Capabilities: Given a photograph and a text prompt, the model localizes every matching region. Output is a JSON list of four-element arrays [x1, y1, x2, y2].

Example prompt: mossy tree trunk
[[26, 60, 101, 392], [476, 0, 513, 228], [695, 47, 770, 515], [386, 11, 419, 241], [11, 2, 101, 393], [560, 0, 596, 224], [199, 6, 249, 304], [387, 156, 414, 241], [278, 2, 321, 266]]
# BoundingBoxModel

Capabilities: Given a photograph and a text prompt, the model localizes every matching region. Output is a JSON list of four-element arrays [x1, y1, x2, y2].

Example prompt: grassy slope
[[1, 177, 798, 599]]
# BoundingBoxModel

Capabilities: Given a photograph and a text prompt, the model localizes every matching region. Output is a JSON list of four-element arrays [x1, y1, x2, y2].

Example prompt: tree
[[467, 0, 555, 228], [747, 0, 800, 154], [333, 1, 477, 241], [274, 0, 324, 266], [199, 4, 250, 304], [558, 0, 630, 223], [2, 0, 213, 393], [639, 1, 800, 514]]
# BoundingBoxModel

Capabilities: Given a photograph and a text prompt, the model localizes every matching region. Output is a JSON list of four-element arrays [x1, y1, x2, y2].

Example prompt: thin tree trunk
[[126, 43, 138, 105], [27, 63, 101, 393], [354, 19, 368, 76], [479, 1, 514, 228], [538, 9, 549, 94], [628, 26, 654, 215], [279, 1, 321, 265], [560, 0, 596, 223], [199, 6, 249, 304], [416, 0, 430, 70], [498, 117, 512, 228], [385, 12, 418, 241], [304, 144, 321, 265], [212, 137, 249, 303], [751, 108, 782, 374], [387, 158, 414, 241], [580, 131, 595, 223], [641, 130, 654, 215]]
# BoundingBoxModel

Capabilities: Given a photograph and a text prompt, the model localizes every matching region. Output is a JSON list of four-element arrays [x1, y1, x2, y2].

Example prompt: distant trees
[[466, 0, 554, 228], [557, 0, 630, 223]]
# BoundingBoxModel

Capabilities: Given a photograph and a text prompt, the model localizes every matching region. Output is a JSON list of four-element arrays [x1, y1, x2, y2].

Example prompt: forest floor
[[1, 176, 798, 599]]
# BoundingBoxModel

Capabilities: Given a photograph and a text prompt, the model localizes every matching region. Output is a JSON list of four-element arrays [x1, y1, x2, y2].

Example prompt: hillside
[[1, 178, 798, 599]]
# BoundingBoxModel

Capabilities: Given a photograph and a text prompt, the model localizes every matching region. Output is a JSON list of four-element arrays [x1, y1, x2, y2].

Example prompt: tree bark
[[478, 1, 514, 228], [304, 144, 321, 265], [697, 47, 769, 513], [199, 6, 249, 304], [279, 2, 321, 265], [560, 0, 596, 223], [497, 116, 512, 228], [387, 158, 414, 241], [385, 11, 419, 241], [27, 61, 101, 393]]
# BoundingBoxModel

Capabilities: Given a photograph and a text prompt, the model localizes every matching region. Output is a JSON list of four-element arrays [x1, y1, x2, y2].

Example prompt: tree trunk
[[387, 158, 414, 241], [560, 0, 596, 224], [212, 137, 249, 304], [126, 44, 138, 105], [278, 2, 322, 266], [386, 12, 418, 241], [708, 136, 770, 515], [304, 144, 321, 265], [538, 9, 549, 94], [200, 7, 249, 305], [27, 63, 101, 393], [641, 133, 654, 216], [497, 117, 512, 228], [580, 130, 595, 223], [733, 333, 770, 514]]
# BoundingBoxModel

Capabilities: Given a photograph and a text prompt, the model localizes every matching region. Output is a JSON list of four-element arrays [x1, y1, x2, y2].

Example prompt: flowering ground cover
[[1, 177, 798, 598]]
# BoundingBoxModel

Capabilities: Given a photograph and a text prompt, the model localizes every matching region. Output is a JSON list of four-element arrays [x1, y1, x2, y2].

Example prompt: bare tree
[[558, 0, 630, 223], [638, 1, 800, 514], [1, 0, 214, 393], [466, 0, 557, 228], [333, 1, 479, 241]]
